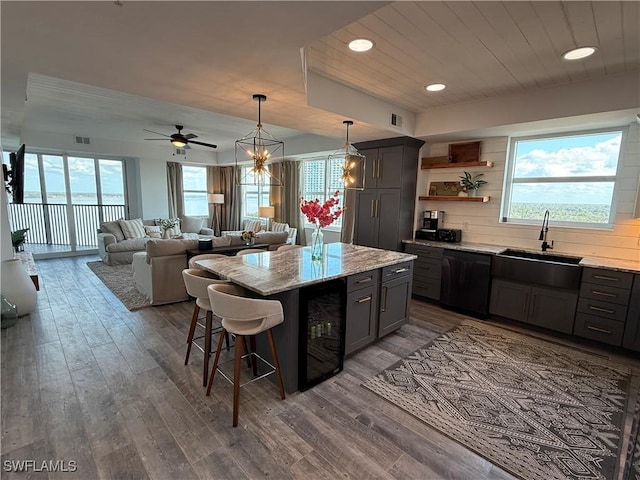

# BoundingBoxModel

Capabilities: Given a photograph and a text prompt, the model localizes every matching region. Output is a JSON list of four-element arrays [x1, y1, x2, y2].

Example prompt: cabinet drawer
[[577, 297, 628, 322], [582, 268, 633, 290], [404, 244, 444, 259], [412, 277, 441, 300], [579, 282, 631, 306], [347, 269, 381, 293], [414, 257, 442, 280], [574, 313, 624, 346], [382, 261, 413, 281]]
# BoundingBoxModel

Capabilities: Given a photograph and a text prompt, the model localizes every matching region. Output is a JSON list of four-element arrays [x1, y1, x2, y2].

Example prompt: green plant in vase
[[459, 171, 487, 196], [11, 228, 29, 252]]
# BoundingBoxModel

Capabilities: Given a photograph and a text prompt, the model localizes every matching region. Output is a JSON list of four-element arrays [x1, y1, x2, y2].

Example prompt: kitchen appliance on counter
[[436, 229, 462, 243], [415, 210, 444, 240]]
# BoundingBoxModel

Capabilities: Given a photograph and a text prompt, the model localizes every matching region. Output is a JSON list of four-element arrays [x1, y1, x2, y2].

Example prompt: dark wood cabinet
[[353, 137, 424, 251], [345, 270, 380, 356], [378, 262, 413, 337], [404, 243, 443, 300], [622, 274, 640, 352], [489, 279, 577, 334]]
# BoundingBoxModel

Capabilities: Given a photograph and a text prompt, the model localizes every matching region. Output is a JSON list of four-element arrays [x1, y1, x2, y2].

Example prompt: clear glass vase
[[311, 225, 324, 261]]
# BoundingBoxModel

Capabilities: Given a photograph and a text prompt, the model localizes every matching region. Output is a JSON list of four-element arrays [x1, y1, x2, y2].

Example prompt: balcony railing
[[8, 203, 126, 248]]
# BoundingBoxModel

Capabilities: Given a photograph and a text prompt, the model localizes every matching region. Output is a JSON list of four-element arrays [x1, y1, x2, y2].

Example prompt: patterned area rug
[[86, 261, 150, 311], [625, 385, 640, 480], [364, 321, 633, 480]]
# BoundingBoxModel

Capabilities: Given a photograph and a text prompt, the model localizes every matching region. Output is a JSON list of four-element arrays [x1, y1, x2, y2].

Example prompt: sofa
[[97, 216, 214, 265], [132, 231, 289, 305], [222, 219, 297, 245]]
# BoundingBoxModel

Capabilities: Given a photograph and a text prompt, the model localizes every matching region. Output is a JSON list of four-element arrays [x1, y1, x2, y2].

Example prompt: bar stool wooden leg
[[266, 329, 285, 400], [233, 334, 245, 427], [241, 336, 252, 369], [203, 311, 212, 387], [184, 304, 200, 365], [206, 329, 227, 396]]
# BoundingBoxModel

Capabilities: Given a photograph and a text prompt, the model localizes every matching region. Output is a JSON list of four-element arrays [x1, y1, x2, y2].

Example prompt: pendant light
[[235, 94, 283, 187], [330, 120, 365, 190]]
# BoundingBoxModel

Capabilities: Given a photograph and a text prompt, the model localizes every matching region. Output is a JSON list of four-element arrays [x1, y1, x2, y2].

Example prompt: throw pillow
[[144, 225, 162, 239], [181, 215, 204, 233], [271, 222, 289, 232], [244, 219, 263, 233], [119, 218, 146, 239], [100, 220, 126, 242]]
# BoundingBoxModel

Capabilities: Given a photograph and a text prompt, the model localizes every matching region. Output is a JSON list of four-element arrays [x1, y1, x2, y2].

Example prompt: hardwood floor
[[2, 256, 638, 480]]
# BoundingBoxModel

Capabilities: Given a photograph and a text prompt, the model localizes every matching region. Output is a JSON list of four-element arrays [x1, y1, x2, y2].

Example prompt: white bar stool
[[181, 269, 243, 386], [205, 283, 286, 427]]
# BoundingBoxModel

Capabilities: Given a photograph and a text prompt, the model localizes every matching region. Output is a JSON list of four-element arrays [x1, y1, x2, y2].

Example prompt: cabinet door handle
[[356, 277, 372, 284], [589, 305, 615, 314], [593, 275, 620, 282], [393, 268, 409, 274], [587, 325, 612, 335], [356, 296, 372, 304], [591, 290, 616, 298], [376, 157, 381, 178], [381, 286, 388, 312], [370, 200, 375, 218]]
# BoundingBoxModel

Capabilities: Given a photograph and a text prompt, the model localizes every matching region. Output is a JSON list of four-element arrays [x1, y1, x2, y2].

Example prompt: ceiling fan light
[[562, 46, 596, 60], [171, 139, 187, 148]]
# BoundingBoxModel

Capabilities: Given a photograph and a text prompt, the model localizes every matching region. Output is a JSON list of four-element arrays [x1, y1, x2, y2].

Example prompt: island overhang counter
[[195, 242, 416, 392]]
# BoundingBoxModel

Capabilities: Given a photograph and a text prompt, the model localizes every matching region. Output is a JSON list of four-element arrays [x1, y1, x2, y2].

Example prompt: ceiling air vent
[[390, 113, 402, 128], [75, 136, 91, 145]]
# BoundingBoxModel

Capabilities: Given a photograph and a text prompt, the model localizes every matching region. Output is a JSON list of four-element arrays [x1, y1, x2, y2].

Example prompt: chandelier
[[235, 94, 283, 187], [329, 120, 365, 190]]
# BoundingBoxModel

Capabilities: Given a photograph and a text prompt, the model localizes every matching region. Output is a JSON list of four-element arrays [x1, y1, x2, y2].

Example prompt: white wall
[[415, 123, 640, 262]]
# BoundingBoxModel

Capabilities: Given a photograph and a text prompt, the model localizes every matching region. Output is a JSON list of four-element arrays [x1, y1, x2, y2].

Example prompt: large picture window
[[502, 128, 625, 228], [301, 156, 344, 230], [182, 165, 208, 216], [240, 166, 270, 221]]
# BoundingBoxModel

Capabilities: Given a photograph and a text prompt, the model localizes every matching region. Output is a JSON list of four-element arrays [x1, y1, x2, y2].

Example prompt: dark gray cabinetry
[[403, 243, 443, 300], [345, 270, 380, 356], [622, 275, 640, 352], [575, 268, 634, 346], [379, 261, 413, 337], [353, 137, 424, 251], [489, 279, 577, 334]]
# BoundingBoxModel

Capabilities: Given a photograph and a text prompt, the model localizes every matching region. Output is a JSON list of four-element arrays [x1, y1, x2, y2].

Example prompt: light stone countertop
[[403, 239, 640, 274], [195, 242, 417, 296]]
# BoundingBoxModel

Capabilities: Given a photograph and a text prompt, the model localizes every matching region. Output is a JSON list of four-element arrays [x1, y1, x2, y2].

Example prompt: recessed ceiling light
[[562, 46, 597, 60], [348, 39, 374, 52], [425, 83, 446, 92]]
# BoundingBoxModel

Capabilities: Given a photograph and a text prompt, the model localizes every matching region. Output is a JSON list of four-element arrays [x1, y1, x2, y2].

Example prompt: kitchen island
[[196, 242, 416, 392]]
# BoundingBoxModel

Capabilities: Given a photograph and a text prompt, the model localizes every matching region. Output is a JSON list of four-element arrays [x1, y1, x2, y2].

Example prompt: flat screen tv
[[3, 144, 25, 204]]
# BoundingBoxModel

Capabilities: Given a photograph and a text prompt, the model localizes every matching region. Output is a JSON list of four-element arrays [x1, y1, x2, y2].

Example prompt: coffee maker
[[415, 210, 444, 240]]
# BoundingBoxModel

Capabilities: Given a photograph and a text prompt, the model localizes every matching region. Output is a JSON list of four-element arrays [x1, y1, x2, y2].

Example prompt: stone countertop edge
[[403, 239, 640, 274], [195, 244, 418, 296]]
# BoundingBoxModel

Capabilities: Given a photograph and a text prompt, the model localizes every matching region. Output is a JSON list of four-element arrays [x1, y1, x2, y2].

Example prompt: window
[[240, 166, 270, 220], [502, 128, 625, 228], [182, 165, 208, 216], [301, 156, 344, 229]]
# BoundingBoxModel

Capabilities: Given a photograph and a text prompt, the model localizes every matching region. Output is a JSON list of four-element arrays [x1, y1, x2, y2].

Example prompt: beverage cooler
[[298, 279, 346, 391]]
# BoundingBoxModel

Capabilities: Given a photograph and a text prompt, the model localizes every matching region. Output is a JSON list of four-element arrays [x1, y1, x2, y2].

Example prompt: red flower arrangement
[[300, 190, 343, 228]]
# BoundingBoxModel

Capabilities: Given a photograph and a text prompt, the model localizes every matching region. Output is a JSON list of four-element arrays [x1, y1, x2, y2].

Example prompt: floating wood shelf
[[418, 195, 491, 203], [420, 160, 494, 170]]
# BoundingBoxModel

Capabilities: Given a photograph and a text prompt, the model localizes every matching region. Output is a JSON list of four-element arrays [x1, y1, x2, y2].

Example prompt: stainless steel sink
[[498, 249, 582, 265], [493, 249, 582, 289]]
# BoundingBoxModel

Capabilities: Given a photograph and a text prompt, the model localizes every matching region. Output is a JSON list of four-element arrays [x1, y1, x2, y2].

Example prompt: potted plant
[[459, 171, 487, 196], [11, 228, 29, 252]]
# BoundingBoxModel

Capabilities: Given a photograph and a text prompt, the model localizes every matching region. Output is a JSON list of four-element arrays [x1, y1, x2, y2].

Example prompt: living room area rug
[[86, 261, 150, 311], [364, 320, 636, 480]]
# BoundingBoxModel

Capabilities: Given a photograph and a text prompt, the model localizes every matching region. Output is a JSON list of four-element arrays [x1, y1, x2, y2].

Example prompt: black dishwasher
[[440, 250, 492, 318]]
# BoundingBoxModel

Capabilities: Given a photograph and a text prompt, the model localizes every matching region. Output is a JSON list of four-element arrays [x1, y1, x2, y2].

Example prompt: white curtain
[[166, 162, 183, 219]]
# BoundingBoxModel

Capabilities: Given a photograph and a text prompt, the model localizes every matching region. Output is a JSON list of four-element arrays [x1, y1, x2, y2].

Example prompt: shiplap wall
[[414, 124, 640, 262]]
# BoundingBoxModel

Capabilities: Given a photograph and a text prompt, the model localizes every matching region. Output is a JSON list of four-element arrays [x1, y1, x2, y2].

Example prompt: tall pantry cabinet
[[353, 136, 424, 251]]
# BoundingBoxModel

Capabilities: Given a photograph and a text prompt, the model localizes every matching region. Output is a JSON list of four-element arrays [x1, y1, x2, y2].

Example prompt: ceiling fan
[[144, 125, 217, 149]]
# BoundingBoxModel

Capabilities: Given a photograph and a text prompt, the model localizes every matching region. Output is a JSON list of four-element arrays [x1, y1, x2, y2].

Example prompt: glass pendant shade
[[235, 94, 283, 187], [329, 120, 365, 190]]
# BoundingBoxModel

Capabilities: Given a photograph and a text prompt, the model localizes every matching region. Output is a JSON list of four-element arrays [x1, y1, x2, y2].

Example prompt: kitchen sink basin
[[493, 250, 583, 289], [498, 249, 582, 265]]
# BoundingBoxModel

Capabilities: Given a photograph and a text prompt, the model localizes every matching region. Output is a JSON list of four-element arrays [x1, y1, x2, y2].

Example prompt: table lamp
[[258, 205, 275, 231]]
